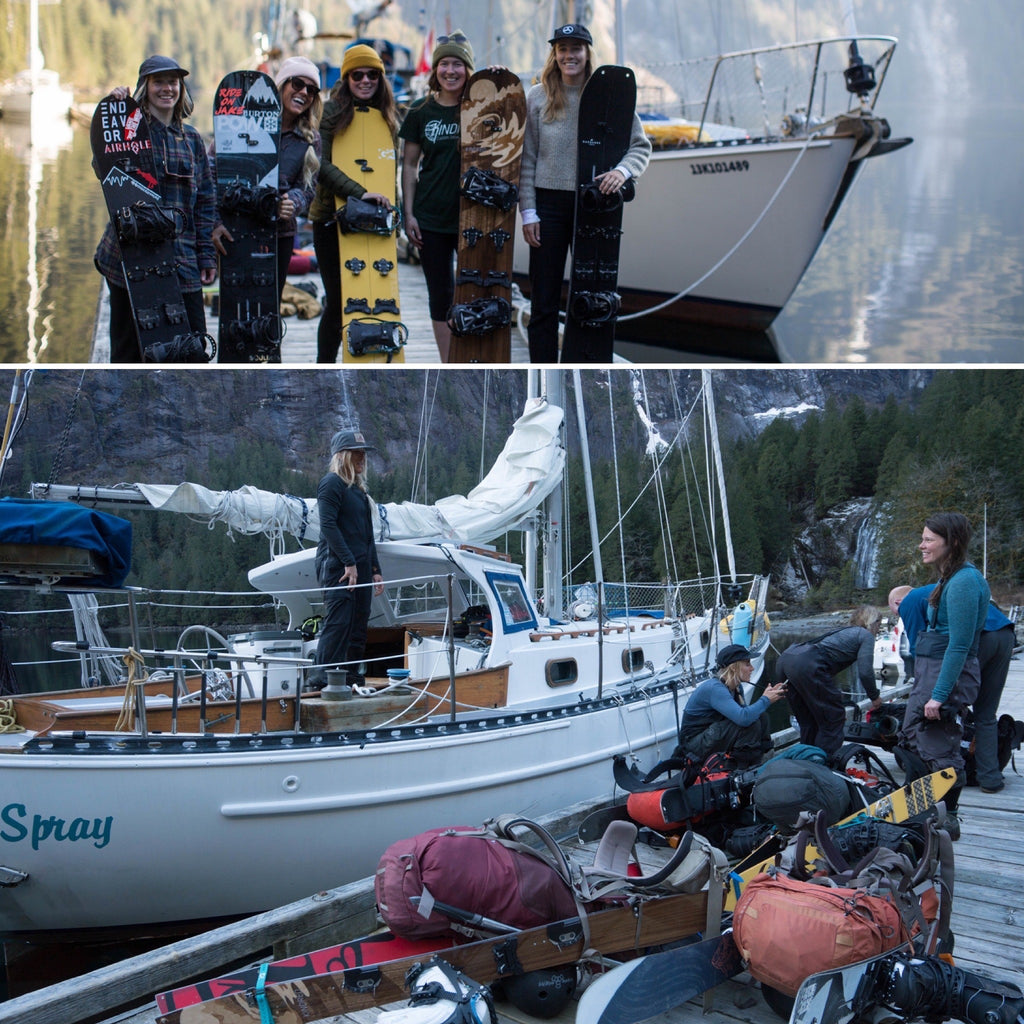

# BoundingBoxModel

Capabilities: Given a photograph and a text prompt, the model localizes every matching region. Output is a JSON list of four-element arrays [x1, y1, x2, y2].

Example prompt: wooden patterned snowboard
[[447, 69, 526, 363]]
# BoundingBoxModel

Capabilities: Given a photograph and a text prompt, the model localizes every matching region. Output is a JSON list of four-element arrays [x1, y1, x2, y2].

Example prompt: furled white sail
[[131, 397, 564, 548]]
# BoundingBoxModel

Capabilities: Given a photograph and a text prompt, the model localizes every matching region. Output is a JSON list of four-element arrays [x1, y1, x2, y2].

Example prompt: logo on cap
[[561, 26, 573, 34]]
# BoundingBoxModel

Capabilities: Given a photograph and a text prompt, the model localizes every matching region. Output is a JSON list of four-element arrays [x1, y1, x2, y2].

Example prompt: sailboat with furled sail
[[0, 369, 770, 938]]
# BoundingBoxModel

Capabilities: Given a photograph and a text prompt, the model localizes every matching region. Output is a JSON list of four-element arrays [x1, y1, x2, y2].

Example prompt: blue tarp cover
[[0, 498, 132, 587]]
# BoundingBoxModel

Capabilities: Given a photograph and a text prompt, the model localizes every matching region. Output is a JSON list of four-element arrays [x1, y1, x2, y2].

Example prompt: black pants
[[418, 228, 458, 321], [777, 643, 847, 755], [676, 715, 771, 767], [313, 220, 343, 362], [316, 575, 372, 676], [107, 281, 207, 363], [527, 188, 575, 363]]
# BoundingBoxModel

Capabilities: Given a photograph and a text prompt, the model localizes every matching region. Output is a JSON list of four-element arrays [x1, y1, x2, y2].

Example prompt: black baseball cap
[[138, 55, 189, 79], [331, 429, 376, 454], [548, 24, 593, 45], [716, 644, 753, 669]]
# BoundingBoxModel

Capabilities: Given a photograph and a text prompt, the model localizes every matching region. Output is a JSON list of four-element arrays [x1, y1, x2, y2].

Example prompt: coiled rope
[[115, 648, 149, 732], [0, 697, 24, 733]]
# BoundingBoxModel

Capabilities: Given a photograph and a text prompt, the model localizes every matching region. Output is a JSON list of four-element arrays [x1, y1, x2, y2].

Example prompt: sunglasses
[[348, 69, 381, 83], [285, 77, 320, 96], [437, 33, 469, 45]]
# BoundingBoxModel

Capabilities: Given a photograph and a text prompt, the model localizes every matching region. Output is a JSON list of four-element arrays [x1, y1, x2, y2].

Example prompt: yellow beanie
[[341, 44, 386, 80]]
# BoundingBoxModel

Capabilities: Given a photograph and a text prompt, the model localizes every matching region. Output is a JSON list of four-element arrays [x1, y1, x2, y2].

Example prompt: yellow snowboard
[[334, 106, 405, 363]]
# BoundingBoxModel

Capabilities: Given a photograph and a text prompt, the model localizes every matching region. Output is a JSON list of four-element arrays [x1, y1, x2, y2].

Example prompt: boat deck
[[5, 658, 1023, 1024]]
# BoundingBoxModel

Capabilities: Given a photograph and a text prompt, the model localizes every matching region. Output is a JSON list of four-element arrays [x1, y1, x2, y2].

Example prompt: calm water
[[0, 100, 1021, 363]]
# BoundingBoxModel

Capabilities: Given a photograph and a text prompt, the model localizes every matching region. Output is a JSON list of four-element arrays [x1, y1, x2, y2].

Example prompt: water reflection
[[1, 115, 75, 362]]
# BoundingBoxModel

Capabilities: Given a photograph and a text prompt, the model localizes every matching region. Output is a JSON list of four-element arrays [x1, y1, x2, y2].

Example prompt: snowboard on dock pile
[[334, 105, 405, 363], [213, 70, 282, 363], [91, 95, 214, 363], [447, 68, 526, 363], [560, 65, 638, 364], [155, 889, 710, 1024]]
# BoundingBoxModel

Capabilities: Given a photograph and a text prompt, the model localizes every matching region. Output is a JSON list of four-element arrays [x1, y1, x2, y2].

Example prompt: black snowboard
[[213, 70, 283, 363], [91, 96, 214, 362], [560, 65, 638, 364]]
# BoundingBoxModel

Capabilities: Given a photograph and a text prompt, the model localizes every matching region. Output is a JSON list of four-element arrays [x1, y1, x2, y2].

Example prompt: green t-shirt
[[398, 95, 461, 233]]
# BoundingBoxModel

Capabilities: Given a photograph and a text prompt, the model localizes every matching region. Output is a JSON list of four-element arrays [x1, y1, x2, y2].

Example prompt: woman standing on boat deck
[[519, 24, 651, 363], [93, 55, 217, 363], [898, 512, 990, 840], [398, 31, 475, 361], [309, 44, 399, 363], [314, 429, 385, 690]]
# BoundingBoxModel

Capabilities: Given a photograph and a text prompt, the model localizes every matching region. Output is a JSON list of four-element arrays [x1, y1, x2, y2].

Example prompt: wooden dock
[[91, 259, 531, 364], [4, 660, 1023, 1024]]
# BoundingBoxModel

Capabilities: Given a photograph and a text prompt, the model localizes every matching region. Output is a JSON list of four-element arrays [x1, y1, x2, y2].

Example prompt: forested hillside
[[2, 369, 1020, 617]]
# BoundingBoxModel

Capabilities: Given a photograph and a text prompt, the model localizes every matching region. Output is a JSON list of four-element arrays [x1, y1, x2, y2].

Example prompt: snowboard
[[213, 70, 283, 363], [447, 68, 526, 363], [575, 930, 743, 1024], [154, 889, 710, 1024], [334, 105, 405, 363], [156, 930, 458, 1013], [788, 950, 1024, 1024], [726, 767, 958, 909], [91, 95, 215, 363], [560, 65, 638, 364]]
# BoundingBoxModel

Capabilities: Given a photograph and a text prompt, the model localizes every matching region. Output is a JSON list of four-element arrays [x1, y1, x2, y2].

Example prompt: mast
[[702, 370, 737, 583], [539, 370, 564, 620]]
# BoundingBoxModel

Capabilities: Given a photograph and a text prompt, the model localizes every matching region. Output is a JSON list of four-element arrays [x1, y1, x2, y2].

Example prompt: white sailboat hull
[[617, 135, 861, 329], [0, 688, 679, 935]]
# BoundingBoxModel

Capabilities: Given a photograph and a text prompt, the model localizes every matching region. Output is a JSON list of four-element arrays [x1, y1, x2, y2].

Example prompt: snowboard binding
[[578, 177, 636, 214], [875, 952, 1024, 1024], [568, 290, 620, 326], [142, 332, 216, 364], [338, 196, 396, 236], [115, 201, 181, 245], [447, 297, 512, 336], [346, 318, 408, 359], [225, 313, 284, 360], [459, 166, 519, 212], [218, 181, 280, 224]]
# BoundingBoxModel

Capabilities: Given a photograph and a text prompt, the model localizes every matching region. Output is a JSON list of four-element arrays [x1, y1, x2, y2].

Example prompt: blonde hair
[[850, 605, 882, 631], [330, 450, 368, 490], [539, 42, 594, 121], [291, 93, 323, 188], [718, 662, 747, 696]]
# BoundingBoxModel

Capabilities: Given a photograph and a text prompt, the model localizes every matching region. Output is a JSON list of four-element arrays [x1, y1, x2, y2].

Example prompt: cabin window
[[484, 571, 538, 634], [621, 647, 644, 673], [387, 578, 449, 619], [546, 658, 578, 687]]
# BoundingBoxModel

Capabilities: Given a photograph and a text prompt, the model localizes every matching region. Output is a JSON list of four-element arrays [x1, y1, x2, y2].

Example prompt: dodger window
[[484, 571, 538, 634]]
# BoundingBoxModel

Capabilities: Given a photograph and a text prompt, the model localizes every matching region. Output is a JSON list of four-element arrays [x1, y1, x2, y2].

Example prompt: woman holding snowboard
[[309, 44, 399, 363], [398, 31, 475, 361], [93, 55, 217, 363], [518, 24, 650, 363]]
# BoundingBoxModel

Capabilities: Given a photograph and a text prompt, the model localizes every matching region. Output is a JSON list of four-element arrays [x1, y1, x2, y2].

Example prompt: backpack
[[623, 751, 741, 831], [751, 757, 853, 828], [734, 807, 954, 996], [374, 818, 579, 939], [733, 869, 910, 996]]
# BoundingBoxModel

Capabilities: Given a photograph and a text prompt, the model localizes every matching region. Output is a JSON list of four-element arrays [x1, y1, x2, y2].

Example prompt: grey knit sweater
[[519, 80, 652, 215]]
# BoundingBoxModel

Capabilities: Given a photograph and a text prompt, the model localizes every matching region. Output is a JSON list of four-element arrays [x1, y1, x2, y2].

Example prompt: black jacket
[[315, 472, 380, 585]]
